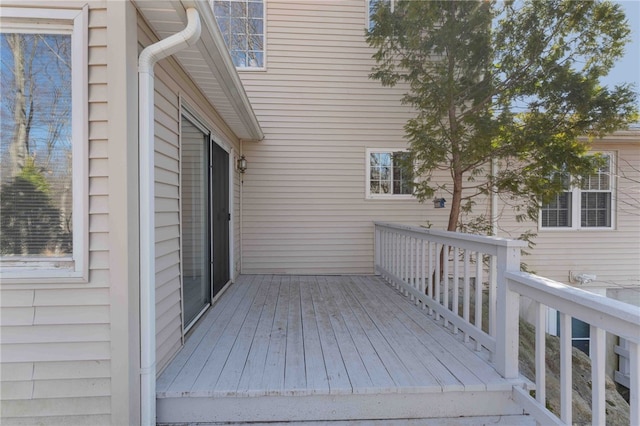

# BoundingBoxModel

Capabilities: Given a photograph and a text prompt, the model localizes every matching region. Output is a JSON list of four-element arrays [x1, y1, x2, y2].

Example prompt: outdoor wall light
[[237, 155, 248, 174]]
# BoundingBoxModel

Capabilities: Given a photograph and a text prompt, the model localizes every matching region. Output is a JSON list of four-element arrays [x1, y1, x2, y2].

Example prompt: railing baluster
[[452, 247, 459, 334], [475, 253, 483, 351], [443, 244, 449, 328], [427, 241, 434, 316], [435, 243, 441, 322], [534, 301, 546, 408], [489, 254, 496, 338], [590, 325, 605, 426], [559, 312, 572, 425], [631, 341, 639, 426], [414, 238, 420, 304], [420, 239, 426, 309], [394, 232, 399, 289], [403, 235, 409, 296], [463, 250, 470, 343], [409, 237, 415, 302]]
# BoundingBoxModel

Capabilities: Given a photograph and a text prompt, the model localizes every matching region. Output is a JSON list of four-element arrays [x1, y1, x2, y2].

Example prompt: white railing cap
[[374, 222, 528, 248], [506, 271, 640, 343]]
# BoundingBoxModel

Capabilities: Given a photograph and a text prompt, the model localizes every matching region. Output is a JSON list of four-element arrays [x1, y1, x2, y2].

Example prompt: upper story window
[[366, 149, 413, 199], [0, 7, 88, 281], [368, 0, 394, 31], [213, 0, 265, 69], [540, 153, 614, 230]]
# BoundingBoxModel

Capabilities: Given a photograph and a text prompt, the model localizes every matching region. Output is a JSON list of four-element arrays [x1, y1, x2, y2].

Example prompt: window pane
[[214, 2, 229, 17], [248, 2, 263, 18], [392, 152, 412, 195], [232, 51, 247, 67], [581, 192, 611, 227], [541, 192, 571, 227], [230, 1, 245, 17], [249, 18, 264, 35], [249, 35, 263, 51], [214, 0, 264, 68], [582, 155, 611, 190], [1, 33, 72, 257]]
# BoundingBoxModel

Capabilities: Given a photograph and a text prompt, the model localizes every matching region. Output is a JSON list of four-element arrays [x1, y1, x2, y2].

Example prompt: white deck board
[[157, 274, 515, 399]]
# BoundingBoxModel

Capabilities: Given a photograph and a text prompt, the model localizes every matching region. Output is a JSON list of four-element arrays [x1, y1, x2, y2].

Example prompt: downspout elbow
[[139, 8, 201, 74]]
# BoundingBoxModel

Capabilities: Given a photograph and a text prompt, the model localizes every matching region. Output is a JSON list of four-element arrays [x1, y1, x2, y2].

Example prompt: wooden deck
[[156, 275, 527, 424]]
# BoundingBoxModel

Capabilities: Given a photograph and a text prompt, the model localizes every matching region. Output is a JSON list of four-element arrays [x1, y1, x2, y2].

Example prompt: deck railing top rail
[[507, 270, 640, 343], [374, 222, 527, 253]]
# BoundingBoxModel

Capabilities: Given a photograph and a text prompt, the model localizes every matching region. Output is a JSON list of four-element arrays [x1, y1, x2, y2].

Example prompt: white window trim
[[365, 148, 415, 200], [0, 7, 89, 283], [212, 0, 267, 71], [539, 152, 616, 232]]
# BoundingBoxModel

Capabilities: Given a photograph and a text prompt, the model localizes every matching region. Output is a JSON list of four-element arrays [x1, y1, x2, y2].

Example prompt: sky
[[605, 1, 640, 110]]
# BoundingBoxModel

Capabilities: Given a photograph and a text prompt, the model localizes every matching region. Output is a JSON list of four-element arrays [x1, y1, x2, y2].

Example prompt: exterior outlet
[[570, 271, 597, 284]]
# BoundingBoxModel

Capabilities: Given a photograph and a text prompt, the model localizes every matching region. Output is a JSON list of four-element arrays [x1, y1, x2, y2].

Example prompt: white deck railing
[[374, 222, 639, 426]]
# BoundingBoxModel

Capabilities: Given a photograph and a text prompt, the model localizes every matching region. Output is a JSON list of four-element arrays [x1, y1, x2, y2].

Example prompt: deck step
[[158, 414, 535, 425], [157, 388, 525, 424]]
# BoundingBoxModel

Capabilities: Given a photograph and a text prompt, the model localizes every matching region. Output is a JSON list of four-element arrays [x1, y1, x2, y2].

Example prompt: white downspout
[[138, 8, 201, 426]]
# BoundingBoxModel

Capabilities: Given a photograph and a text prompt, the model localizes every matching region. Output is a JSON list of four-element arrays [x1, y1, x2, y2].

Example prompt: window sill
[[0, 258, 87, 283], [366, 195, 416, 201], [538, 227, 616, 232], [237, 66, 267, 72]]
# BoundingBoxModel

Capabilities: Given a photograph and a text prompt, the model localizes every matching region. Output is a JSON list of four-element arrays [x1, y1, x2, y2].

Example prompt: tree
[[367, 0, 638, 234], [0, 160, 64, 256]]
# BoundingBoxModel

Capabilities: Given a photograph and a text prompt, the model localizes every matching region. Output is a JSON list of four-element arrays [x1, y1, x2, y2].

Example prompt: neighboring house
[[0, 1, 637, 425]]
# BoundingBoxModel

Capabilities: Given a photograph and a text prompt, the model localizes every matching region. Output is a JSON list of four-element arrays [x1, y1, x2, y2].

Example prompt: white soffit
[[135, 0, 263, 141]]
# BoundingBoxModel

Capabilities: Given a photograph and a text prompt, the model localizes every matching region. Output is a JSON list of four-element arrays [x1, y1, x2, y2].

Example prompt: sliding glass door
[[181, 116, 211, 327]]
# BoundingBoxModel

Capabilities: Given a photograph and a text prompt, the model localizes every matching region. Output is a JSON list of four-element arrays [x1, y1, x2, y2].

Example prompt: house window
[[540, 153, 614, 230], [557, 314, 591, 355], [367, 0, 393, 31], [366, 149, 413, 198], [0, 7, 88, 281], [213, 0, 265, 69]]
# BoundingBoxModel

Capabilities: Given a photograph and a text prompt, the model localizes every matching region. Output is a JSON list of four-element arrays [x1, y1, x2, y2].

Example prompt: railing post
[[374, 224, 381, 274], [495, 243, 521, 379]]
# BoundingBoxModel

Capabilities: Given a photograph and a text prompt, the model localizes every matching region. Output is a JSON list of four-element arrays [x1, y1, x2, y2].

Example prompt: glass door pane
[[181, 116, 211, 327]]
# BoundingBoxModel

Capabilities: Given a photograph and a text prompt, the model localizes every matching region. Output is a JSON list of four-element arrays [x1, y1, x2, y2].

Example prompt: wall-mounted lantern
[[237, 155, 248, 174], [433, 197, 446, 208]]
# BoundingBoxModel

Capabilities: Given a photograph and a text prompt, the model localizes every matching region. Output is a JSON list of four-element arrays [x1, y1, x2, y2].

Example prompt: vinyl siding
[[0, 5, 112, 424], [238, 0, 640, 288], [137, 17, 243, 374], [239, 0, 447, 274], [501, 140, 640, 290]]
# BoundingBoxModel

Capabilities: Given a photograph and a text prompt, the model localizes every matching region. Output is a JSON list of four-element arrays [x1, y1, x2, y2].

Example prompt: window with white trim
[[366, 149, 413, 198], [540, 153, 614, 230], [0, 7, 88, 280], [212, 0, 265, 69]]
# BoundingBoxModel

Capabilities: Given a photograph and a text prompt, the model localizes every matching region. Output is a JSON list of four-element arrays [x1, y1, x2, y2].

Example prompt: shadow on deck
[[156, 275, 530, 424]]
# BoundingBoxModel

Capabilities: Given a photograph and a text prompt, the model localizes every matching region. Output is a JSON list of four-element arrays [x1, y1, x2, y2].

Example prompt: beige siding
[[0, 4, 112, 424], [239, 0, 447, 274], [137, 18, 243, 374]]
